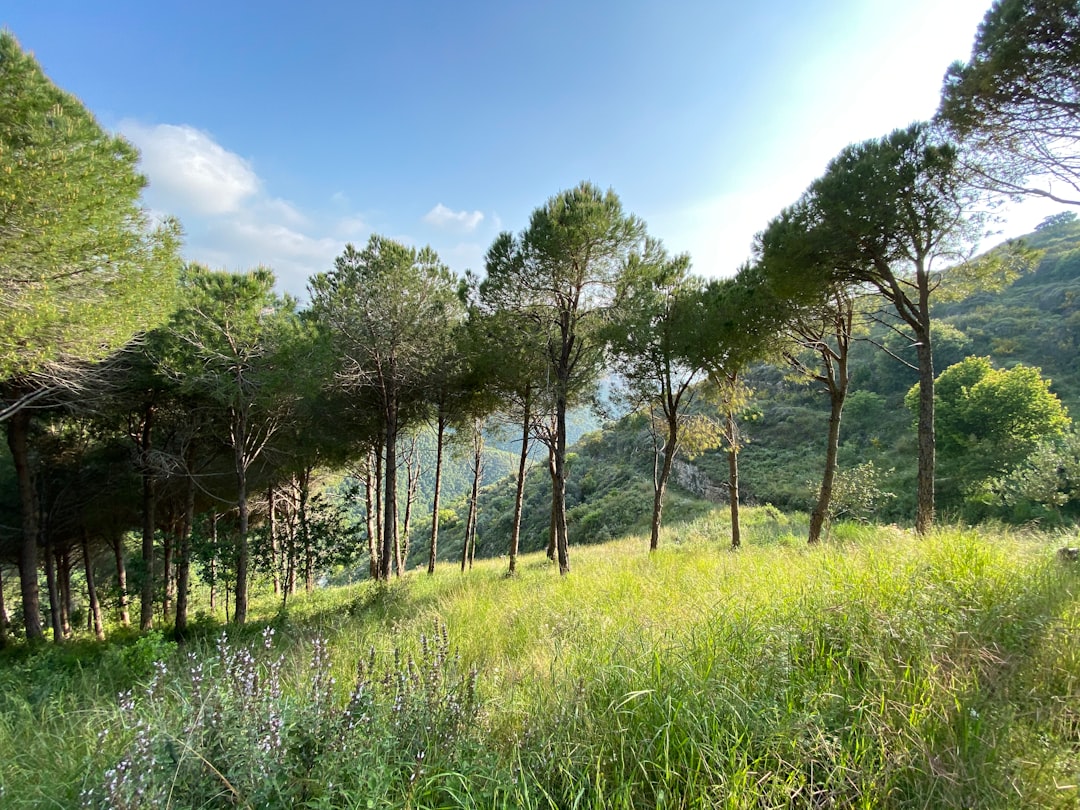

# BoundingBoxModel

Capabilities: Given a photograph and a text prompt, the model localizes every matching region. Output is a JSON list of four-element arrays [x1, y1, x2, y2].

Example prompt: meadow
[[2, 508, 1078, 809]]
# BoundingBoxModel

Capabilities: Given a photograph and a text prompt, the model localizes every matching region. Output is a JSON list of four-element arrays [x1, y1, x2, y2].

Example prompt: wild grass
[[1, 508, 1079, 808]]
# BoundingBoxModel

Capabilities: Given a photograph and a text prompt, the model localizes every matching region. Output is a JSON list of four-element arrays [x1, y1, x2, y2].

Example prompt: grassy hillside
[[2, 513, 1079, 808]]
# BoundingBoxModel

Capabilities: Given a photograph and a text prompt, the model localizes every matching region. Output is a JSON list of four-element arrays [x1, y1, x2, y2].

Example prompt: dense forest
[[3, 2, 1080, 806]]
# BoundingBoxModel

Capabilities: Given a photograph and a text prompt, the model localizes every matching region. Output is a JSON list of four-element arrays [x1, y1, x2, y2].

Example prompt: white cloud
[[121, 122, 260, 216], [423, 203, 484, 231]]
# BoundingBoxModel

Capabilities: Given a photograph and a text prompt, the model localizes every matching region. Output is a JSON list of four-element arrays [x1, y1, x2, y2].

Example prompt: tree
[[482, 183, 646, 574], [909, 356, 1071, 508], [166, 266, 299, 624], [310, 236, 460, 581], [0, 33, 181, 640], [606, 241, 707, 550], [939, 0, 1080, 205], [796, 123, 1019, 534]]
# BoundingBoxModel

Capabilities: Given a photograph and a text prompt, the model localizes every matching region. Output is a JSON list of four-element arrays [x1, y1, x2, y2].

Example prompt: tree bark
[[139, 401, 156, 631], [44, 535, 63, 643], [112, 535, 130, 627], [58, 547, 73, 638], [727, 408, 741, 550], [428, 415, 446, 575], [268, 484, 280, 595], [82, 529, 105, 641], [915, 331, 936, 535], [0, 564, 8, 648], [808, 386, 845, 544], [546, 447, 557, 562], [553, 388, 570, 575], [381, 405, 398, 581], [298, 467, 313, 593], [650, 404, 679, 552], [233, 407, 250, 625], [509, 386, 531, 576], [365, 457, 380, 579], [162, 509, 174, 623], [7, 410, 43, 640], [175, 444, 196, 637]]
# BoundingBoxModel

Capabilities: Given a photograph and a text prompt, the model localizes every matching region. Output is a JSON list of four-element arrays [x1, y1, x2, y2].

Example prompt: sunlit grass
[[1, 507, 1078, 807]]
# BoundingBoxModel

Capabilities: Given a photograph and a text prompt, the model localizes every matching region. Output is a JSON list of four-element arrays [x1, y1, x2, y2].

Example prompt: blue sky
[[3, 1, 1063, 298]]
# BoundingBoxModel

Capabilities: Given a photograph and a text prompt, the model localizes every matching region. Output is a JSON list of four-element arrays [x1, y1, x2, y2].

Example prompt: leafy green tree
[[939, 0, 1080, 204], [310, 236, 460, 581], [482, 183, 647, 574], [0, 33, 181, 640], [908, 356, 1071, 508], [606, 241, 707, 550], [166, 266, 299, 624], [795, 123, 1022, 533]]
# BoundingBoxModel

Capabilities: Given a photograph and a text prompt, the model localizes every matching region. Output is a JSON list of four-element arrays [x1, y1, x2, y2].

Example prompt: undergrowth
[[1, 510, 1078, 808]]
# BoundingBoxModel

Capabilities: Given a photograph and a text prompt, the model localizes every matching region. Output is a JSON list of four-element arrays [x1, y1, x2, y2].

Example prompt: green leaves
[[0, 32, 181, 390]]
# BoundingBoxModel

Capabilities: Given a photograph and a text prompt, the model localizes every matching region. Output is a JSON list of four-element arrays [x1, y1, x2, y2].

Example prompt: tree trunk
[[365, 458, 379, 579], [650, 407, 678, 552], [546, 448, 557, 562], [809, 387, 846, 544], [509, 386, 531, 576], [268, 484, 280, 595], [298, 467, 313, 593], [0, 565, 8, 648], [58, 547, 72, 638], [553, 391, 570, 575], [113, 535, 130, 627], [44, 535, 63, 643], [82, 529, 105, 641], [208, 510, 218, 612], [233, 408, 250, 625], [428, 415, 446, 575], [401, 444, 421, 569], [161, 510, 174, 623], [175, 444, 196, 638], [381, 405, 398, 581], [0, 565, 9, 648], [915, 329, 935, 536], [727, 407, 741, 550], [139, 402, 156, 632], [7, 410, 43, 641]]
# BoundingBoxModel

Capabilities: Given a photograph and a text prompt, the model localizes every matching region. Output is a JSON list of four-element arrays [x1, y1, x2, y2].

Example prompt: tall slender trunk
[[468, 425, 483, 569], [553, 391, 570, 575], [401, 444, 420, 569], [82, 529, 105, 641], [299, 468, 314, 593], [113, 535, 130, 626], [7, 409, 43, 640], [381, 405, 398, 581], [209, 511, 218, 612], [44, 534, 63, 643], [139, 402, 156, 631], [914, 328, 935, 536], [0, 564, 8, 648], [268, 485, 280, 595], [175, 444, 196, 637], [726, 407, 741, 550], [428, 416, 446, 575], [546, 447, 557, 562], [650, 404, 679, 552], [58, 547, 72, 637], [509, 386, 531, 576], [233, 408, 250, 625], [809, 388, 846, 544], [162, 509, 174, 623], [365, 458, 379, 579]]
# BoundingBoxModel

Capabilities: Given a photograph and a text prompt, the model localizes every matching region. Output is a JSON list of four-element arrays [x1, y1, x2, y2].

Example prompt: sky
[[3, 1, 1066, 299]]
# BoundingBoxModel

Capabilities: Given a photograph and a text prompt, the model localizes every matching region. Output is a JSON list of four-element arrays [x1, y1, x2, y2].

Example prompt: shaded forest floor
[[2, 509, 1080, 808]]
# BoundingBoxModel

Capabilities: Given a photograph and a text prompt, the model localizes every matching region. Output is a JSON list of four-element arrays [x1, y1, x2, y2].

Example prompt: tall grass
[[1, 510, 1078, 808]]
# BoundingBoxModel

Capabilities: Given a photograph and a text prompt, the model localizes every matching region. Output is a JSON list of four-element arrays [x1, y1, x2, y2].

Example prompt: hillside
[[4, 519, 1078, 808]]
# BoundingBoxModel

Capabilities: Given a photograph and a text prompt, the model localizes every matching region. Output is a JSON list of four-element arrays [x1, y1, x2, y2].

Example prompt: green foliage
[[911, 356, 1071, 510], [939, 0, 1080, 202], [0, 31, 181, 398]]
